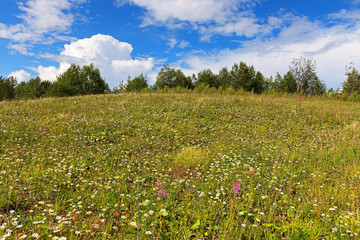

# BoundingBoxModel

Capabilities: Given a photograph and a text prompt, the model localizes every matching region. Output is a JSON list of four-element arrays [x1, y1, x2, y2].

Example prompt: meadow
[[0, 92, 360, 239]]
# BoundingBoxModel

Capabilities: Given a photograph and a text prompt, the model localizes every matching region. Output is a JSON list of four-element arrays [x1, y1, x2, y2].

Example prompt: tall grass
[[0, 92, 359, 239]]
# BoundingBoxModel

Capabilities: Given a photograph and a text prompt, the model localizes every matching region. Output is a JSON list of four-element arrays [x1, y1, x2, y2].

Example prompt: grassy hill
[[0, 93, 360, 239]]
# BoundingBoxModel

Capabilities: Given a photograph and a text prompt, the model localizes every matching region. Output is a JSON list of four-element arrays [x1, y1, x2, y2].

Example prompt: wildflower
[[232, 182, 241, 194], [145, 231, 152, 235], [32, 233, 40, 238], [158, 189, 167, 199], [149, 210, 154, 215], [159, 209, 168, 216], [156, 182, 162, 187], [130, 222, 137, 227], [40, 128, 45, 133]]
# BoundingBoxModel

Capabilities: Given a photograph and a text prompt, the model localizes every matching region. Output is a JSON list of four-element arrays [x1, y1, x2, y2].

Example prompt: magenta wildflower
[[232, 182, 241, 194], [156, 182, 162, 187], [158, 189, 167, 199], [40, 128, 45, 133]]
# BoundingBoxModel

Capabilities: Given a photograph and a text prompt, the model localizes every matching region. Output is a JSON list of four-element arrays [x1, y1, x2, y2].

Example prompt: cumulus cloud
[[178, 16, 360, 89], [8, 70, 31, 82], [35, 34, 155, 87], [0, 0, 86, 54]]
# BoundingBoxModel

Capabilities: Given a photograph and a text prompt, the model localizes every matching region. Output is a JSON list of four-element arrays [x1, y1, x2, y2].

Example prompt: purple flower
[[156, 182, 162, 187], [40, 128, 45, 133], [158, 189, 167, 199], [232, 182, 241, 194]]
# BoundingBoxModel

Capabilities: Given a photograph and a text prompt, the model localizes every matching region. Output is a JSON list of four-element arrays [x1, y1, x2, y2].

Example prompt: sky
[[1, 0, 360, 90]]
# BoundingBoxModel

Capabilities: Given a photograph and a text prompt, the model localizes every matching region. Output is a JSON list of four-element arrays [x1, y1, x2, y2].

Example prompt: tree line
[[0, 64, 109, 101], [1, 57, 360, 101]]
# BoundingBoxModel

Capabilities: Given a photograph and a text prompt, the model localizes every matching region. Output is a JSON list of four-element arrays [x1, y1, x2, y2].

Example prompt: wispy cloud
[[167, 38, 178, 49], [115, 0, 272, 39], [178, 40, 190, 48], [166, 38, 190, 50], [177, 14, 360, 89], [8, 43, 34, 56]]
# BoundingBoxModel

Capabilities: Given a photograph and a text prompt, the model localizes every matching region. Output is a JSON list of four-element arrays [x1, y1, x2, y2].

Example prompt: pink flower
[[40, 128, 45, 133], [232, 182, 241, 194], [158, 189, 167, 199], [156, 182, 162, 187]]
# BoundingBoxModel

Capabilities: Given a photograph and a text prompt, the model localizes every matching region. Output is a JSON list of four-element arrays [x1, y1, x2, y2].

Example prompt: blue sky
[[1, 0, 360, 89]]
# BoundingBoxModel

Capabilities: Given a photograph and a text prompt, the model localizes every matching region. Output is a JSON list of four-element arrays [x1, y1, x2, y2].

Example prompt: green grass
[[0, 92, 360, 239]]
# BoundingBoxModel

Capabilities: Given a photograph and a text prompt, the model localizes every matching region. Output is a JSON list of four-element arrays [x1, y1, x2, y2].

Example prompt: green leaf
[[191, 219, 200, 230]]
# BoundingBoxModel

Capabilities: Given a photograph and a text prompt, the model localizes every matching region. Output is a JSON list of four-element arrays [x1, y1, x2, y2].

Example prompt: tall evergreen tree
[[196, 69, 219, 88]]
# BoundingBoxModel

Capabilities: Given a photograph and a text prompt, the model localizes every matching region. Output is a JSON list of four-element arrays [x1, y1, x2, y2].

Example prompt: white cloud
[[35, 34, 155, 87], [36, 65, 63, 82], [117, 0, 242, 23], [178, 40, 190, 48], [328, 9, 360, 20], [200, 16, 262, 39], [116, 0, 269, 39], [8, 43, 34, 56], [178, 17, 360, 89], [166, 38, 189, 49], [18, 0, 73, 34], [8, 70, 31, 82], [0, 0, 86, 54], [167, 38, 178, 49]]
